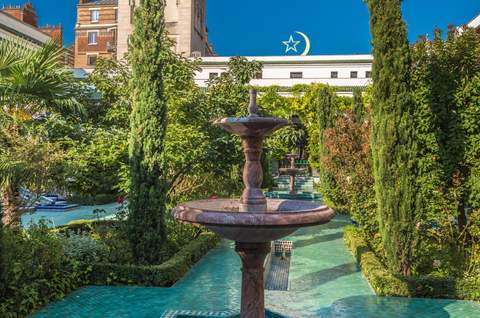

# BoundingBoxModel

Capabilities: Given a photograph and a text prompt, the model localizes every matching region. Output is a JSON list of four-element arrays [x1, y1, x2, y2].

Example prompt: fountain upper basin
[[172, 199, 335, 242], [214, 117, 289, 137]]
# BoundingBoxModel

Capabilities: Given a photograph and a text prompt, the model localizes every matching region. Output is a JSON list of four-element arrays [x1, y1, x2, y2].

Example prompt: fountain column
[[239, 90, 267, 212], [235, 242, 271, 318], [240, 137, 266, 212]]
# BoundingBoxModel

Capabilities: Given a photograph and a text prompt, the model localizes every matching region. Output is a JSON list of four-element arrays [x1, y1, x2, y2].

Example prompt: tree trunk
[[458, 202, 467, 233], [1, 185, 20, 226]]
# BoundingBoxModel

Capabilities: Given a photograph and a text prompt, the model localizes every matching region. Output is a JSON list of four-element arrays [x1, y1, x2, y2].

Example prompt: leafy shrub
[[60, 233, 108, 263], [68, 193, 118, 205], [322, 110, 377, 237], [90, 232, 219, 286], [0, 222, 90, 317]]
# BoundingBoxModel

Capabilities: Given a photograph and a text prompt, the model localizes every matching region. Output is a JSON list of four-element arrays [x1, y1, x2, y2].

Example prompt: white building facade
[[467, 13, 480, 29], [195, 55, 373, 96]]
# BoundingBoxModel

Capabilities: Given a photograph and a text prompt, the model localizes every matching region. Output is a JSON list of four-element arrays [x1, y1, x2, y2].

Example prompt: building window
[[350, 71, 358, 78], [331, 71, 338, 79], [366, 71, 372, 78], [255, 72, 263, 79], [209, 72, 219, 80], [88, 31, 98, 45], [87, 55, 97, 66], [290, 72, 303, 79], [90, 10, 100, 23]]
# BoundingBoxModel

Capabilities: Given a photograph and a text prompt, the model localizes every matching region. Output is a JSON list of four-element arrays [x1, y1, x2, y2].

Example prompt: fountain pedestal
[[235, 242, 271, 318]]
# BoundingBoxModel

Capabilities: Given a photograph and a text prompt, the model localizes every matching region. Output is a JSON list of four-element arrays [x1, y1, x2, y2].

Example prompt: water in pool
[[21, 203, 121, 228], [30, 216, 480, 317]]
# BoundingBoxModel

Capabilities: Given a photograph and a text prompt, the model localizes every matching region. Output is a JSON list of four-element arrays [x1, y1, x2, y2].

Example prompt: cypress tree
[[128, 0, 168, 264], [367, 0, 417, 275], [352, 88, 365, 123], [315, 85, 347, 212]]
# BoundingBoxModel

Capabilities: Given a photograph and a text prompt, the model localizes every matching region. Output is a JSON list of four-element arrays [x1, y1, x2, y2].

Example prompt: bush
[[322, 110, 377, 237], [0, 223, 91, 318], [55, 219, 117, 235], [68, 193, 118, 205], [89, 232, 219, 286], [344, 225, 480, 300], [60, 233, 109, 263]]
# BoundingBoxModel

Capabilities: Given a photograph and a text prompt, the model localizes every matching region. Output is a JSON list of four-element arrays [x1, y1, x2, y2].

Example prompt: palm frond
[[0, 39, 84, 116]]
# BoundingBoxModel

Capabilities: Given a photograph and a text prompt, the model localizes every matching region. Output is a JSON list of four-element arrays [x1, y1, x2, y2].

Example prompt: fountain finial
[[248, 89, 259, 117]]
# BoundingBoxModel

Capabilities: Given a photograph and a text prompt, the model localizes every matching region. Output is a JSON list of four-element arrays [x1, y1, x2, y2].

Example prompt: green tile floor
[[31, 216, 480, 317]]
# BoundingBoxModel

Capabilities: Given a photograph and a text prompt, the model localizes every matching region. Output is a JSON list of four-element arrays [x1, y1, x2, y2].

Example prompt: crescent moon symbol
[[295, 31, 311, 56]]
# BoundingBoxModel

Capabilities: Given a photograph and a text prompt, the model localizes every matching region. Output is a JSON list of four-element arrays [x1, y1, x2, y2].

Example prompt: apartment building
[[74, 0, 213, 68], [0, 2, 62, 45], [117, 0, 214, 60], [74, 0, 118, 68]]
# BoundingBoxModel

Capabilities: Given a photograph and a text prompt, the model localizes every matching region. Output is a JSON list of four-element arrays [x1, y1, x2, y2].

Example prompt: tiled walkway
[[265, 254, 291, 291], [31, 216, 480, 318]]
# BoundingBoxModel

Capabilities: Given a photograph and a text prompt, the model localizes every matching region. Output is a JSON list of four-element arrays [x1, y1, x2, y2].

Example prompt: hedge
[[55, 219, 118, 235], [251, 85, 367, 94], [89, 232, 220, 286], [68, 193, 118, 205], [344, 226, 480, 300]]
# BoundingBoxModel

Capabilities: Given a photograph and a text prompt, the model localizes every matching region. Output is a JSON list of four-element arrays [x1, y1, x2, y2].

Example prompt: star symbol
[[283, 35, 301, 53]]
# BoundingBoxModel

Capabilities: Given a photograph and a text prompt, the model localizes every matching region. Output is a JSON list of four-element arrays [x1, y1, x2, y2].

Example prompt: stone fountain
[[173, 90, 335, 318], [279, 154, 307, 195]]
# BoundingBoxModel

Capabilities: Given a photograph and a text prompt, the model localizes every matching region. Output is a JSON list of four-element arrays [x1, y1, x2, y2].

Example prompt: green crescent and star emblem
[[282, 31, 311, 56]]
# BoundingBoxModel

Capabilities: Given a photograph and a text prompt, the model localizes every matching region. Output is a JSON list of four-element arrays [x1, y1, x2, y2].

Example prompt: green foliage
[[89, 232, 219, 286], [407, 28, 480, 276], [353, 88, 365, 123], [0, 40, 85, 225], [61, 233, 109, 263], [127, 0, 169, 264], [344, 226, 480, 300], [265, 125, 307, 159], [368, 0, 417, 276], [87, 58, 131, 127], [344, 226, 410, 296], [0, 223, 90, 317], [0, 39, 83, 115], [0, 125, 67, 225], [65, 127, 128, 197], [312, 85, 348, 212]]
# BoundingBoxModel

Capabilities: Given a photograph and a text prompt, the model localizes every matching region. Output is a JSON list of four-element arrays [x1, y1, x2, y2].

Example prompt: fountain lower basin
[[173, 198, 334, 242]]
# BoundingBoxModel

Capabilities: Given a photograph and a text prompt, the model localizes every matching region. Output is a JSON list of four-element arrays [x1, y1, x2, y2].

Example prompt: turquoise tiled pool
[[31, 216, 480, 318], [21, 203, 121, 228]]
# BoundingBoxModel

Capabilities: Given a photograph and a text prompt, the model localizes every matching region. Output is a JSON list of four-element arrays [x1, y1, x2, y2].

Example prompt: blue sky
[[1, 0, 479, 55]]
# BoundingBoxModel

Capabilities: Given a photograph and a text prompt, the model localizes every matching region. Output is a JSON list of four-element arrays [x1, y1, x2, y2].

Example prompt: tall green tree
[[314, 85, 347, 212], [127, 0, 169, 264], [353, 87, 365, 123], [368, 0, 417, 275]]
